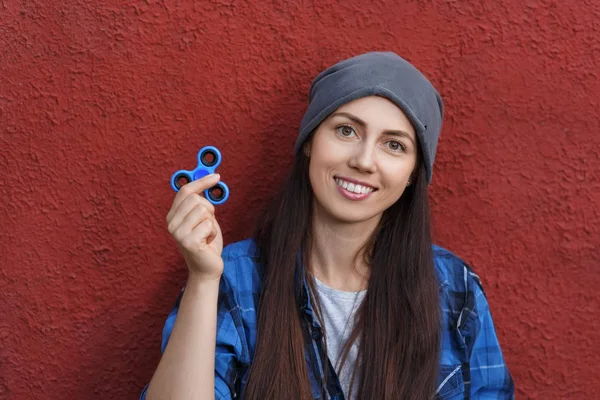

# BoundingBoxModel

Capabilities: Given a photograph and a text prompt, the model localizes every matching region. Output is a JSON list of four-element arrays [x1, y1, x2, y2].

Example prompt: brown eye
[[336, 125, 356, 137], [386, 140, 405, 152]]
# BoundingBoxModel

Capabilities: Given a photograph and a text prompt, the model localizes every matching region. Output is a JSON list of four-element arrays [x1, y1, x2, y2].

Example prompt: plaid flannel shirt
[[141, 238, 514, 399]]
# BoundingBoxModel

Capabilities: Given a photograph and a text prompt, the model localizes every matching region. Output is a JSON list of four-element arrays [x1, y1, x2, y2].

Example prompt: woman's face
[[305, 95, 418, 224]]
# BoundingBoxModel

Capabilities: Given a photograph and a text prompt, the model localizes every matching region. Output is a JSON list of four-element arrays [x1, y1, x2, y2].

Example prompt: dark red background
[[2, 1, 599, 399]]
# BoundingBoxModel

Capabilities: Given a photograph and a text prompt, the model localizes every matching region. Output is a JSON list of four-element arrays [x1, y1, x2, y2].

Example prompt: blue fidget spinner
[[170, 146, 230, 205]]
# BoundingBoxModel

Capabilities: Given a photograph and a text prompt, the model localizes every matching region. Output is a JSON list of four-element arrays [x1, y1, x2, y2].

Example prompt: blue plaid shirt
[[141, 238, 514, 399]]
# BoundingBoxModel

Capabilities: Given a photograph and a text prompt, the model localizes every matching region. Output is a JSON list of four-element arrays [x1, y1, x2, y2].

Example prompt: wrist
[[186, 272, 222, 291]]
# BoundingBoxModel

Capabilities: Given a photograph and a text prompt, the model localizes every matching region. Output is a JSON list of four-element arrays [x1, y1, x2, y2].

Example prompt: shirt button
[[311, 328, 322, 340]]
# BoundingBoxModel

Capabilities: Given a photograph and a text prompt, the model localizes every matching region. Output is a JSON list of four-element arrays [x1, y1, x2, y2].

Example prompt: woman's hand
[[166, 174, 224, 281]]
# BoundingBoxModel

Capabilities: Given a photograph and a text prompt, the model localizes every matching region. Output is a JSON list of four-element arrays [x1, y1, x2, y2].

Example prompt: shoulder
[[432, 244, 486, 297], [432, 245, 514, 396], [432, 244, 490, 333], [222, 237, 260, 261], [219, 238, 264, 299]]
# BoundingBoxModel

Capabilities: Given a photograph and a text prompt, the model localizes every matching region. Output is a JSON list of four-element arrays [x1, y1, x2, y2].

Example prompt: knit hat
[[294, 51, 444, 184]]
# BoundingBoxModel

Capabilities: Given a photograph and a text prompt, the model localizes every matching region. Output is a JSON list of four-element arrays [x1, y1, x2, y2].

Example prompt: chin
[[327, 206, 381, 225]]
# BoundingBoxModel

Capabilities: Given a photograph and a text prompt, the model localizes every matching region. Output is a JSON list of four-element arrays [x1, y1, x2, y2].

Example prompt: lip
[[334, 175, 378, 190], [333, 176, 377, 201]]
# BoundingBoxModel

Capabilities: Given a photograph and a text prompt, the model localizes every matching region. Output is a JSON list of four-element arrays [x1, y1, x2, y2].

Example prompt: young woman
[[141, 52, 515, 400]]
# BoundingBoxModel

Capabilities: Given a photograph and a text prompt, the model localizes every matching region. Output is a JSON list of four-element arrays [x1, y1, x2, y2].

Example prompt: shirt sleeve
[[468, 276, 515, 399], [140, 283, 245, 400]]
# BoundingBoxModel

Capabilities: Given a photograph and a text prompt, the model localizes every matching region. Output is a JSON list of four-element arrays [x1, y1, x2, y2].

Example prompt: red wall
[[2, 1, 599, 399]]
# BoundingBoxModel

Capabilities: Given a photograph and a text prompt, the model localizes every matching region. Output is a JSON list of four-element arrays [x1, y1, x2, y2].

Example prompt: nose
[[348, 142, 377, 173]]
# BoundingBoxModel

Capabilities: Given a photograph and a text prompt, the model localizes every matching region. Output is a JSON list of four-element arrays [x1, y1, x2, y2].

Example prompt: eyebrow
[[330, 111, 416, 146]]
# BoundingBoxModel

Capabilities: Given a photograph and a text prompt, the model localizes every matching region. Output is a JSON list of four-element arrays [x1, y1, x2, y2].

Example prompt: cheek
[[308, 156, 332, 194], [379, 164, 414, 196], [309, 143, 341, 179]]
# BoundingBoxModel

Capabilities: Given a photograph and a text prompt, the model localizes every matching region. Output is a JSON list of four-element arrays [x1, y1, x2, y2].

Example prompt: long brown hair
[[244, 139, 441, 399]]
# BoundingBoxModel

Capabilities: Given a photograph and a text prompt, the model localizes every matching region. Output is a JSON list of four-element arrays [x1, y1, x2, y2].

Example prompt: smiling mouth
[[334, 176, 378, 195]]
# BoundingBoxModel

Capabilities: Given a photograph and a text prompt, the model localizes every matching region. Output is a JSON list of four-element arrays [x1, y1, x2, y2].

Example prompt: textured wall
[[1, 0, 599, 399]]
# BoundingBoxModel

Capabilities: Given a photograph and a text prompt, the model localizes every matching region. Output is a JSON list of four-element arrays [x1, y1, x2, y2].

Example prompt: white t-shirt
[[314, 277, 367, 400]]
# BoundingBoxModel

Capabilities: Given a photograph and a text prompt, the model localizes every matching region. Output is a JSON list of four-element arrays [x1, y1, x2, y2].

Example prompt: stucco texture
[[1, 0, 599, 399]]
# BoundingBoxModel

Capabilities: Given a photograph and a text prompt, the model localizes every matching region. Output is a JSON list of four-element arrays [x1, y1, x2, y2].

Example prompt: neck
[[308, 200, 381, 292]]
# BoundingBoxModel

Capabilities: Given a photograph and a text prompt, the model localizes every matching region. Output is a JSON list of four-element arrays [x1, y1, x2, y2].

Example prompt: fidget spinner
[[170, 146, 230, 205]]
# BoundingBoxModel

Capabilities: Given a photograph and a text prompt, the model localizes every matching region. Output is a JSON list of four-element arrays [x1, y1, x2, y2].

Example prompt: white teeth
[[335, 178, 374, 194]]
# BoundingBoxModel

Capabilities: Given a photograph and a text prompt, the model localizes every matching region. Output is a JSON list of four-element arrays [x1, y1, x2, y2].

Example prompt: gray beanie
[[294, 51, 444, 184]]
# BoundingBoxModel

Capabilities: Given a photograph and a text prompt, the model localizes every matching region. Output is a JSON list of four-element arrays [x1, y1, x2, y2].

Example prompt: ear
[[407, 170, 416, 186], [303, 140, 312, 157], [407, 156, 423, 186]]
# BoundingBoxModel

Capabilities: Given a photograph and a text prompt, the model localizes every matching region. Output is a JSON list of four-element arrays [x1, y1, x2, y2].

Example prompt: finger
[[171, 204, 212, 242], [169, 173, 219, 219], [180, 219, 214, 251], [167, 191, 215, 228], [168, 196, 215, 236], [169, 173, 220, 216], [205, 217, 218, 245]]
